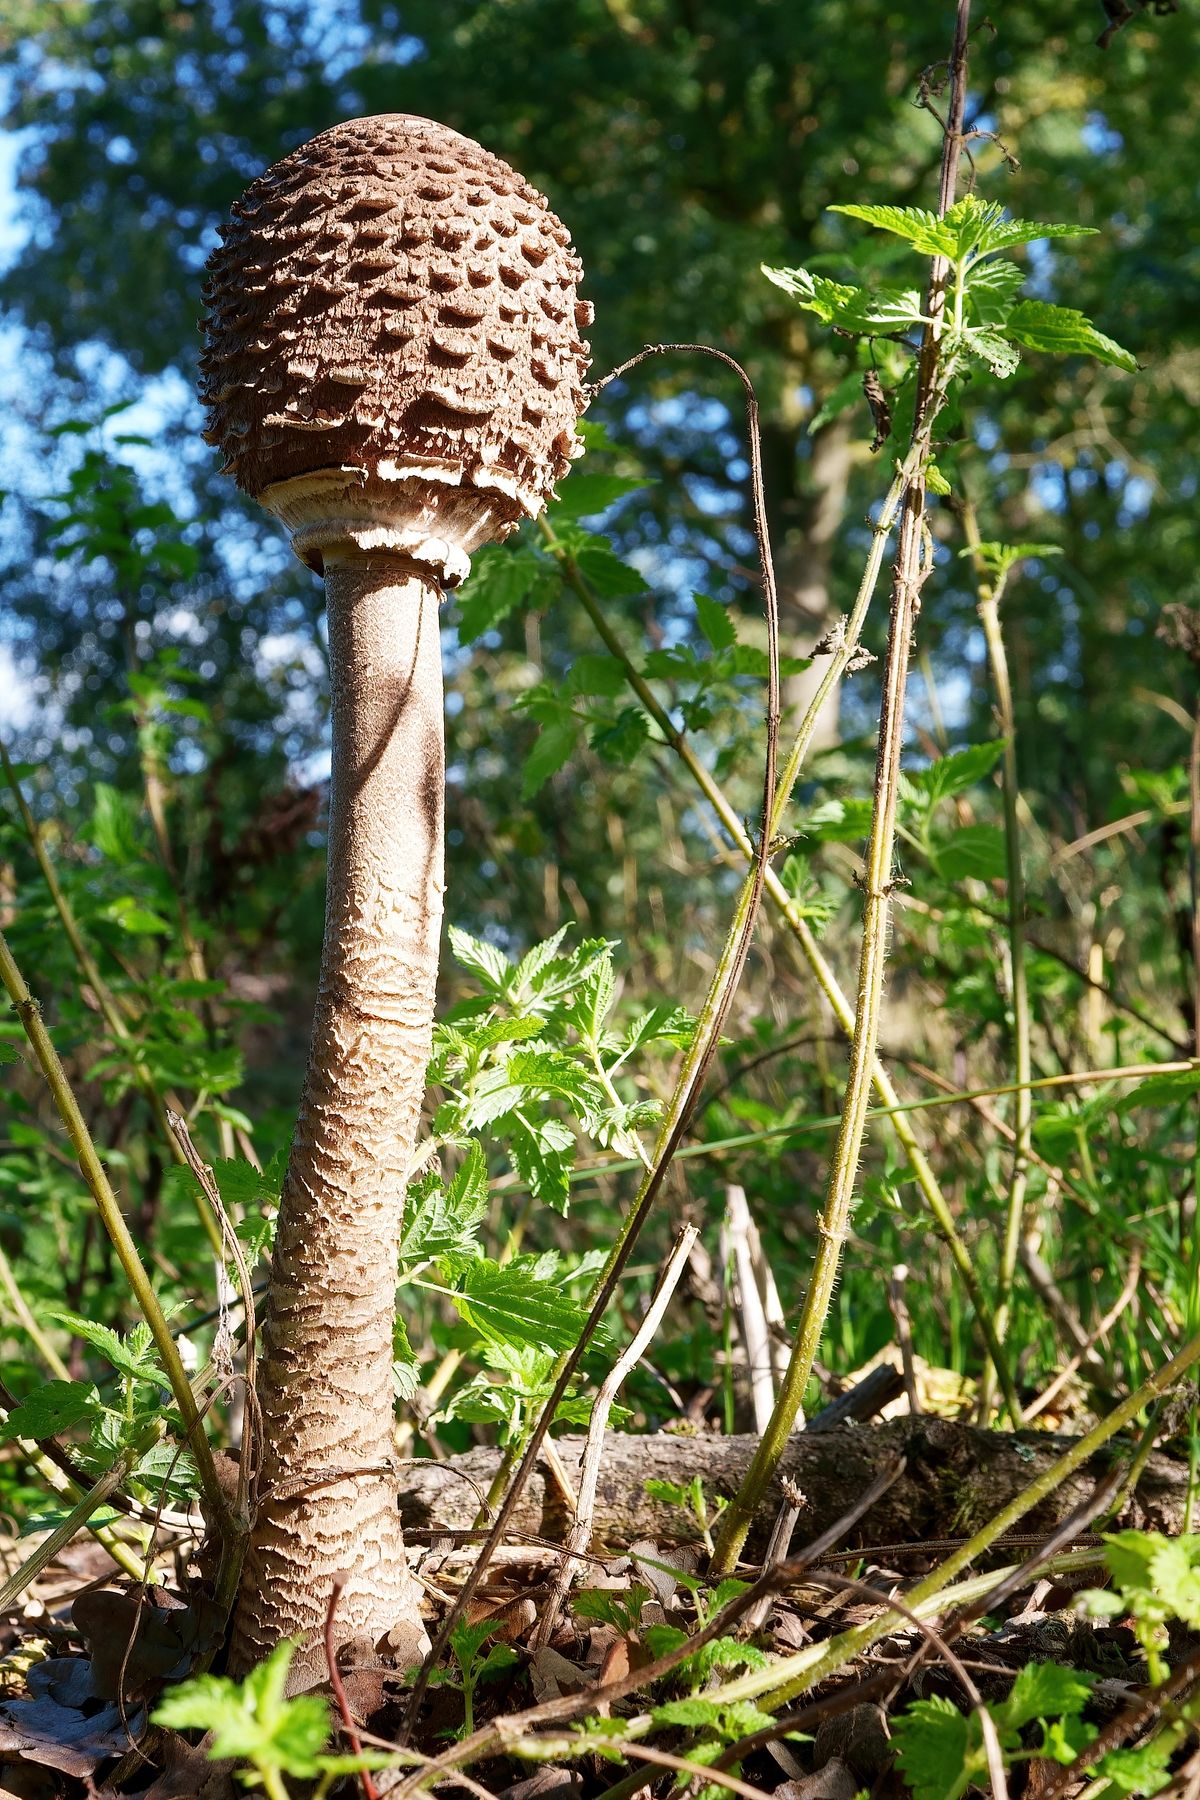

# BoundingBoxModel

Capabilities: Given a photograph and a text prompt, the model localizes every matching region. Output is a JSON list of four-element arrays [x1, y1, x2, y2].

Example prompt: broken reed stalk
[[710, 0, 977, 1578], [531, 1223, 699, 1649], [961, 497, 1034, 1421]]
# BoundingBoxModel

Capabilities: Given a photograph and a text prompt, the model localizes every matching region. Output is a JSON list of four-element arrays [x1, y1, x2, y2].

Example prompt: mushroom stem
[[231, 555, 442, 1678]]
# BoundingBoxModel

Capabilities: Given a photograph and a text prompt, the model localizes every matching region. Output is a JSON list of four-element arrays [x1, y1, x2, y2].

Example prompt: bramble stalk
[[709, 0, 975, 1576], [555, 550, 1019, 1416], [961, 501, 1033, 1420], [708, 1319, 1200, 1711], [0, 926, 228, 1528]]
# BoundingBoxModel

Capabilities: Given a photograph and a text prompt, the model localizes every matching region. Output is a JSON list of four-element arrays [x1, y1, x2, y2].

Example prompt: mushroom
[[201, 113, 590, 1676]]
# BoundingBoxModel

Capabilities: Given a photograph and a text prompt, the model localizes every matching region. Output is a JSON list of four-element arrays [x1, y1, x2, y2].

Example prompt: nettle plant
[[765, 193, 1135, 467]]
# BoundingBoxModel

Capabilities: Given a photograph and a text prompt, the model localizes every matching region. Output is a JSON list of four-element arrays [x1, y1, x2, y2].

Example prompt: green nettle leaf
[[45, 1311, 168, 1388], [910, 740, 1007, 805], [932, 824, 1008, 883], [90, 781, 142, 864], [763, 263, 925, 331], [566, 653, 627, 697], [553, 473, 647, 519], [1, 1379, 101, 1441], [153, 1640, 331, 1778], [998, 1661, 1096, 1731], [1094, 1736, 1177, 1796], [1147, 1536, 1200, 1627], [828, 202, 956, 257], [447, 926, 512, 994], [401, 1143, 492, 1263], [893, 1695, 977, 1800], [925, 461, 952, 496], [508, 1112, 576, 1212], [1119, 1069, 1200, 1112], [694, 593, 737, 652], [455, 544, 543, 643], [571, 537, 649, 598], [1005, 299, 1137, 371], [523, 717, 581, 797], [450, 1257, 589, 1351], [795, 797, 876, 843], [962, 327, 1022, 378], [589, 706, 651, 766], [964, 256, 1026, 322]]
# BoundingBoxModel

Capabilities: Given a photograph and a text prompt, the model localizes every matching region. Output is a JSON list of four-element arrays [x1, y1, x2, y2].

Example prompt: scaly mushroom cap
[[200, 114, 591, 580]]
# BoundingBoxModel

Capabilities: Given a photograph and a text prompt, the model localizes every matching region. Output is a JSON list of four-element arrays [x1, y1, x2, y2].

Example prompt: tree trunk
[[231, 555, 441, 1681]]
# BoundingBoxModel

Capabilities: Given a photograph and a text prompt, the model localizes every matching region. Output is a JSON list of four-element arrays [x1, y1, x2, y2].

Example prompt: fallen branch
[[397, 1418, 1188, 1556]]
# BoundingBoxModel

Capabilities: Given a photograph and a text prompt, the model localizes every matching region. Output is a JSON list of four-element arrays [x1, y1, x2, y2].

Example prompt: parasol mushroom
[[200, 113, 590, 1676]]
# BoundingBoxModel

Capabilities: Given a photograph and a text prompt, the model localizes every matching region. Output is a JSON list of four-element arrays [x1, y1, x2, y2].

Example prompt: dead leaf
[[0, 1656, 145, 1779]]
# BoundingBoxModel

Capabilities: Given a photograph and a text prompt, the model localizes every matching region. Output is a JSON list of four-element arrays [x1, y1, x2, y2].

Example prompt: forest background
[[0, 0, 1198, 1499]]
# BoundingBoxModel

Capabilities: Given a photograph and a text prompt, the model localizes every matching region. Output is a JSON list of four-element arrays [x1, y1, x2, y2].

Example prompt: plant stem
[[709, 0, 976, 1576], [710, 1319, 1200, 1711], [0, 926, 228, 1527], [0, 738, 224, 1254], [962, 502, 1033, 1419], [553, 499, 1018, 1419]]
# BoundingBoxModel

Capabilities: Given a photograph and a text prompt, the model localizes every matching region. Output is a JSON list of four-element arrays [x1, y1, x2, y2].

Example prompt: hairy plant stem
[[0, 927, 228, 1529], [962, 502, 1033, 1420], [0, 738, 224, 1255], [555, 552, 1019, 1417], [708, 0, 977, 1576], [710, 1321, 1200, 1711]]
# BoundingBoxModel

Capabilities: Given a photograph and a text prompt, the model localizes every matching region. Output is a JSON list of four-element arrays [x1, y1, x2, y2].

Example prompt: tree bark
[[232, 555, 441, 1679], [396, 1421, 1188, 1557]]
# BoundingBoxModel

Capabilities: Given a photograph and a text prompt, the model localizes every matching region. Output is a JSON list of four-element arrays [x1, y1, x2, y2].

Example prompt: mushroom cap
[[200, 114, 591, 572]]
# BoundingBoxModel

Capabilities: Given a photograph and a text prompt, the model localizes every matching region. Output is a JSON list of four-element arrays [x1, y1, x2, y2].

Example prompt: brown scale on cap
[[200, 113, 592, 576]]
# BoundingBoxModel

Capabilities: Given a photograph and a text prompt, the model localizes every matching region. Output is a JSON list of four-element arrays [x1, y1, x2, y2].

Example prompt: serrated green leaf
[[763, 263, 925, 331], [0, 1379, 100, 1442], [153, 1641, 331, 1777], [456, 544, 543, 643], [448, 925, 512, 993], [1094, 1735, 1176, 1796], [553, 473, 646, 519], [910, 740, 1007, 805], [925, 461, 952, 496], [90, 781, 142, 864], [795, 797, 875, 843], [566, 653, 627, 697], [695, 593, 737, 652], [982, 218, 1100, 251], [933, 824, 1008, 883], [828, 202, 956, 257], [1147, 1537, 1200, 1627], [893, 1695, 976, 1800], [963, 328, 1022, 379], [450, 1257, 588, 1351], [522, 718, 580, 797], [999, 1661, 1096, 1730], [571, 539, 648, 597], [45, 1309, 168, 1387], [1006, 299, 1137, 371], [1119, 1069, 1200, 1112]]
